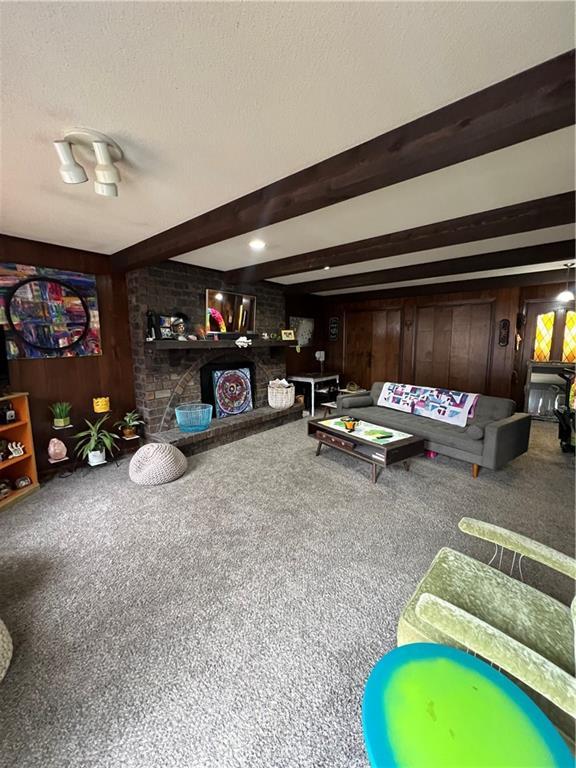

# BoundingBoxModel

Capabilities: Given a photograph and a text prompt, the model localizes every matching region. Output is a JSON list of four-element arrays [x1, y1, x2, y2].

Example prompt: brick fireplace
[[127, 261, 288, 434]]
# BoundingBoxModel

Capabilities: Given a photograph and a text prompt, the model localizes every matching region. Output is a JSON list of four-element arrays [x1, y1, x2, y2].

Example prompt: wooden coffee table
[[308, 416, 424, 483]]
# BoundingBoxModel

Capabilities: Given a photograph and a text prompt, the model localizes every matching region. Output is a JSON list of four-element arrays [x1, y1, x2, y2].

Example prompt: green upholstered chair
[[397, 518, 576, 745]]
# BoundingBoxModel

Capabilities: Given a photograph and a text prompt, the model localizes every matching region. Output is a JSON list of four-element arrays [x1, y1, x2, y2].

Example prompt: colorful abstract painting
[[377, 382, 478, 427], [0, 263, 101, 359], [212, 367, 253, 419]]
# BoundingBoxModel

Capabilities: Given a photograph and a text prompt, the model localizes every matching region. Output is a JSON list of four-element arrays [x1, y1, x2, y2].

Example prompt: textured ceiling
[[0, 1, 574, 257], [175, 127, 575, 274]]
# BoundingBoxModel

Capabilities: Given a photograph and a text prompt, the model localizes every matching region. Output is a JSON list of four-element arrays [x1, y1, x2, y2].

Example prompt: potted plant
[[74, 416, 119, 466], [50, 401, 72, 428], [115, 410, 144, 439]]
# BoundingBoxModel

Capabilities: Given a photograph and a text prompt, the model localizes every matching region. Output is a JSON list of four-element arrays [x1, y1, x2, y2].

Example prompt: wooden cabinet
[[343, 309, 402, 388], [0, 392, 39, 510], [414, 302, 493, 392], [341, 301, 494, 393]]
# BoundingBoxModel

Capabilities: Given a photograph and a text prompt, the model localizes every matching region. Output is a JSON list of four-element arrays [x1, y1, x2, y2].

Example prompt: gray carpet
[[0, 419, 573, 767]]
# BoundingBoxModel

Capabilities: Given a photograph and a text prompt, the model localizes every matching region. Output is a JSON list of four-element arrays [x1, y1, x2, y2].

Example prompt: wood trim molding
[[227, 192, 575, 283], [111, 50, 575, 272], [286, 240, 575, 295], [317, 268, 569, 303], [0, 234, 110, 275]]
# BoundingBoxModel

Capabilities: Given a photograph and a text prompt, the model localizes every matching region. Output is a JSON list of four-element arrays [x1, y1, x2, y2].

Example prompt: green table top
[[362, 643, 572, 768]]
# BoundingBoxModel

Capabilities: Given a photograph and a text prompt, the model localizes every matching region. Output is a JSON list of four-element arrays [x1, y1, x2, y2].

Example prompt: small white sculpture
[[235, 336, 252, 348], [8, 442, 24, 458]]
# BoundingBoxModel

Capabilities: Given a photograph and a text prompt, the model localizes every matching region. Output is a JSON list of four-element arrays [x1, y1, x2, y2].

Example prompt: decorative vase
[[48, 438, 67, 461], [88, 449, 106, 466], [93, 397, 110, 413], [53, 417, 70, 428]]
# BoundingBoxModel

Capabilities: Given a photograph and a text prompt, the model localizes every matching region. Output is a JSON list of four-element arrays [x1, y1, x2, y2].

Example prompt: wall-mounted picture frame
[[328, 316, 339, 342], [281, 329, 295, 341], [289, 316, 314, 346]]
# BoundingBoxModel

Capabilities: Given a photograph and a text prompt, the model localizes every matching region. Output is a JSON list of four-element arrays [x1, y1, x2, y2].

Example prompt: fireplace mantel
[[146, 339, 294, 350]]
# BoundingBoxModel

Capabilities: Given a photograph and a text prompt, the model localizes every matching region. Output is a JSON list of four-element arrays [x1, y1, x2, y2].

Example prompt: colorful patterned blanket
[[377, 382, 479, 428]]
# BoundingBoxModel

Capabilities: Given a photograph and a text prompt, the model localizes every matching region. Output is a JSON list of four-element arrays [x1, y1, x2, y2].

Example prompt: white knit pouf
[[0, 618, 12, 683], [129, 443, 187, 486]]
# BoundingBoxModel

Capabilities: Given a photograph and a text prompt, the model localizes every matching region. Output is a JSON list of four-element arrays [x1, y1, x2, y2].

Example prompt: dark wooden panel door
[[414, 302, 493, 392], [343, 311, 373, 388], [449, 303, 492, 391], [371, 309, 402, 382]]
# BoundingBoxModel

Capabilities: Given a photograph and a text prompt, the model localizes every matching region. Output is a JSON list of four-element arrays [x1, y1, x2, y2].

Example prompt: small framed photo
[[281, 329, 295, 341]]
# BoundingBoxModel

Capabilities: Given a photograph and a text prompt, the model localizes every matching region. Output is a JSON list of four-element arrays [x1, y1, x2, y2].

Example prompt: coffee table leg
[[316, 441, 322, 456], [403, 461, 410, 472], [372, 463, 382, 483]]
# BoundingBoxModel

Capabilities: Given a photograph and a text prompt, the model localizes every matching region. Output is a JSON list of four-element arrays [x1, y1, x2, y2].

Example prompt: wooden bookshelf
[[0, 393, 39, 511]]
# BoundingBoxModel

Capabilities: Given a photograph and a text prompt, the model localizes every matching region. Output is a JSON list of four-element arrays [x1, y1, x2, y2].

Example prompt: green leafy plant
[[74, 416, 119, 460], [49, 402, 71, 419], [114, 411, 144, 430]]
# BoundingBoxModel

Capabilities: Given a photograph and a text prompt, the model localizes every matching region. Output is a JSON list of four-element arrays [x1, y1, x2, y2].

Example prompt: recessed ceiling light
[[324, 266, 330, 271], [249, 238, 266, 252], [215, 292, 223, 301]]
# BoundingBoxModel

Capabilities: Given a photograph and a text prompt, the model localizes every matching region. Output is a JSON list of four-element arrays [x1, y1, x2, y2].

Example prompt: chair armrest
[[416, 593, 576, 717], [459, 517, 576, 579], [482, 413, 531, 469], [336, 394, 373, 409]]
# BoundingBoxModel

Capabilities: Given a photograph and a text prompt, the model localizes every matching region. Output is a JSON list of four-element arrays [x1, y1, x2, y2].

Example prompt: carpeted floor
[[0, 419, 573, 767]]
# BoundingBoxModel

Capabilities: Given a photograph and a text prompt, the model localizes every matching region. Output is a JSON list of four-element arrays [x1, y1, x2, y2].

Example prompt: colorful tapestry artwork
[[377, 382, 478, 428], [0, 263, 101, 359], [212, 367, 253, 419]]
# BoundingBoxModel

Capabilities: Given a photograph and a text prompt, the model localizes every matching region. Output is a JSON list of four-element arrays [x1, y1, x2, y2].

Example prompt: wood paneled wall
[[311, 285, 533, 400], [0, 236, 135, 474]]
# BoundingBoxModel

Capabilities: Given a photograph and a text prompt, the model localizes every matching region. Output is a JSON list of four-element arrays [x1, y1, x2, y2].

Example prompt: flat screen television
[[0, 326, 10, 391]]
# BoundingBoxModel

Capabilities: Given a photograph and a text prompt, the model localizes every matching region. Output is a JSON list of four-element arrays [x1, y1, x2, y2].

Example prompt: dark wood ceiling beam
[[111, 50, 575, 272], [319, 268, 570, 303], [285, 240, 575, 295], [226, 192, 575, 283]]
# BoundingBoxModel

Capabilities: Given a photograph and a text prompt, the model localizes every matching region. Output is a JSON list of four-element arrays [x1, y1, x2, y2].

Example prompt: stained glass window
[[533, 311, 555, 362], [562, 310, 576, 363]]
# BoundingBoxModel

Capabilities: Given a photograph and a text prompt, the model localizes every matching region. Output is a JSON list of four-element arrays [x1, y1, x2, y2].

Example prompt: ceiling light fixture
[[53, 128, 124, 198], [53, 141, 88, 184], [94, 181, 118, 198], [215, 293, 224, 301], [93, 141, 121, 184], [556, 263, 575, 302], [324, 266, 330, 271], [249, 238, 266, 252]]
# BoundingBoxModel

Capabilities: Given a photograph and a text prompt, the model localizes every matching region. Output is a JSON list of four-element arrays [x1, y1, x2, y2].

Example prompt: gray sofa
[[336, 382, 531, 477]]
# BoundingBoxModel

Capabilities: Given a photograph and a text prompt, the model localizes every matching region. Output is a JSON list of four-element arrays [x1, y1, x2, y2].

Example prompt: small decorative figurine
[[14, 476, 31, 489], [48, 438, 67, 461], [235, 336, 252, 348], [7, 442, 24, 458]]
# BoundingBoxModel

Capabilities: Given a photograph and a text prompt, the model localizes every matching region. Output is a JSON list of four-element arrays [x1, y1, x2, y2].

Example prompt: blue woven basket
[[175, 403, 213, 432]]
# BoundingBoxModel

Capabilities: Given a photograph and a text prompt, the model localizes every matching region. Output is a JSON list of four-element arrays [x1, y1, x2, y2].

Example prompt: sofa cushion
[[473, 395, 516, 420], [338, 394, 373, 409], [464, 424, 484, 439], [346, 406, 484, 455]]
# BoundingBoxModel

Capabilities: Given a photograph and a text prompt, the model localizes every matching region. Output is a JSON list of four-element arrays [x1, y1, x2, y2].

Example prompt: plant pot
[[53, 417, 70, 428], [88, 449, 106, 466], [122, 427, 136, 438]]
